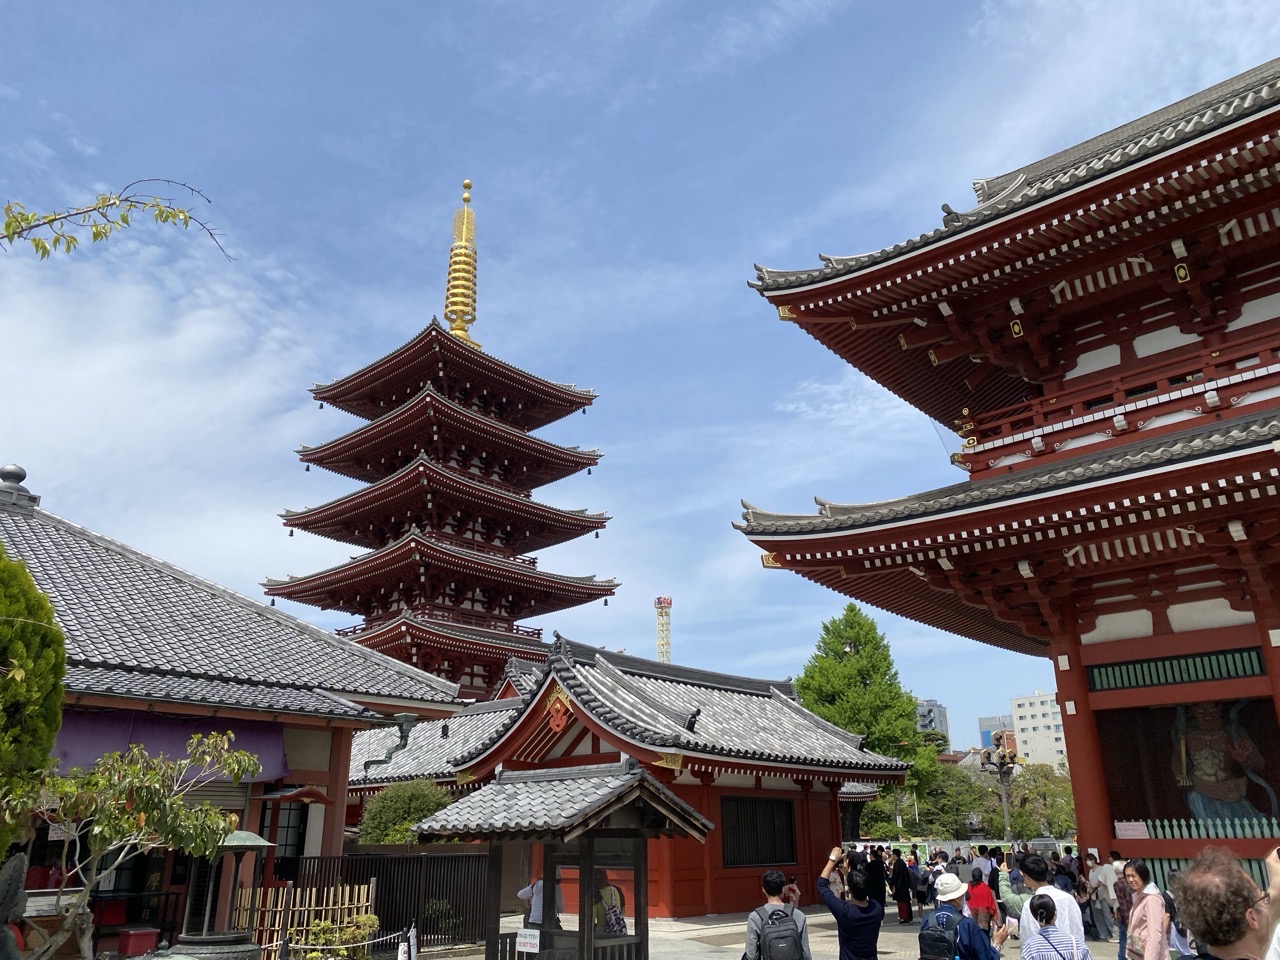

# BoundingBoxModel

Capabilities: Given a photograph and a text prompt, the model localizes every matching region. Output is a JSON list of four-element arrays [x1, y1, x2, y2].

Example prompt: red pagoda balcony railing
[[415, 529, 538, 568], [956, 338, 1280, 474], [336, 608, 544, 640]]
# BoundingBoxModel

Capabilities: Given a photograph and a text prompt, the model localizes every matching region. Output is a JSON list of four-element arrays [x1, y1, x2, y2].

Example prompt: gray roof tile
[[415, 760, 712, 840], [67, 664, 369, 717], [461, 638, 908, 775], [739, 410, 1280, 535], [0, 505, 460, 717], [753, 58, 1280, 293], [350, 699, 523, 784]]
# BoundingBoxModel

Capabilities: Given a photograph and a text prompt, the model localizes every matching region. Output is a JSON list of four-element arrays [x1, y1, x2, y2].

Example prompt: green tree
[[0, 732, 260, 960], [1005, 762, 1076, 838], [798, 609, 921, 757], [0, 545, 66, 851], [796, 604, 929, 838], [3, 180, 228, 259], [795, 603, 921, 760], [920, 729, 950, 751], [359, 779, 452, 844]]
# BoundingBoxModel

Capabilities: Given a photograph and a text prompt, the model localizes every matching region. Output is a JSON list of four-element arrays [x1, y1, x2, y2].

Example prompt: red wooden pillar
[[697, 772, 716, 914], [647, 764, 680, 917], [321, 730, 352, 856], [794, 779, 812, 895], [823, 780, 843, 848], [1237, 539, 1280, 726], [1050, 602, 1112, 852]]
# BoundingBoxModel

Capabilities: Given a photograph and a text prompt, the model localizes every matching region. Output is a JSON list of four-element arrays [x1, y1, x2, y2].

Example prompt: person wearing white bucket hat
[[919, 873, 1008, 960]]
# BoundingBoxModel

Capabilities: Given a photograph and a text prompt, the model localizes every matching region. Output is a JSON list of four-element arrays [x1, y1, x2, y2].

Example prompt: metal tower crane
[[654, 596, 672, 663]]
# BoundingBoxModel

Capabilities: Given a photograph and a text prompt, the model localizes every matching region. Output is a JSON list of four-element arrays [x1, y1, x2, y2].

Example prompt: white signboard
[[1114, 821, 1150, 839], [516, 929, 541, 955]]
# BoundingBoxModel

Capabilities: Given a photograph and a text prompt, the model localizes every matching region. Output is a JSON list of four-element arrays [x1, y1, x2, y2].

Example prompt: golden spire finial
[[444, 179, 480, 348]]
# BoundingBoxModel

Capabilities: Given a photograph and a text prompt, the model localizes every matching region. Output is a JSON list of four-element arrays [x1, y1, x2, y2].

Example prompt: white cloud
[[0, 0, 1272, 753]]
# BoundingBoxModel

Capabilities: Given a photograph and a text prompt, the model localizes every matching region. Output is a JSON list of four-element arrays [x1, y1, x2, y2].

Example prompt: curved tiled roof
[[0, 505, 460, 716], [264, 528, 617, 594], [739, 411, 1280, 536], [298, 381, 601, 482], [752, 58, 1280, 293], [312, 318, 595, 430], [414, 760, 712, 841], [67, 664, 371, 717], [281, 453, 609, 552], [349, 699, 522, 785], [360, 615, 551, 657], [455, 637, 908, 776]]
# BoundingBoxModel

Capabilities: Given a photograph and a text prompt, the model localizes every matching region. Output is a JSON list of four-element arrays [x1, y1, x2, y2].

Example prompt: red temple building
[[266, 183, 617, 699], [739, 59, 1280, 881], [349, 636, 907, 917]]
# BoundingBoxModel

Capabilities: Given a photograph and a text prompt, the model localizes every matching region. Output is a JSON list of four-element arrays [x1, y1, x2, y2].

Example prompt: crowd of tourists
[[745, 842, 1280, 960]]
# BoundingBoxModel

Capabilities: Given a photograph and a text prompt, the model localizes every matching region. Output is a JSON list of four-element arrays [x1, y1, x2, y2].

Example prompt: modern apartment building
[[1011, 692, 1067, 767], [916, 698, 950, 748]]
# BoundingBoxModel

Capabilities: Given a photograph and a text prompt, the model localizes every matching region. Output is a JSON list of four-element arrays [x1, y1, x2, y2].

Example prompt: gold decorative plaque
[[777, 304, 796, 320], [544, 683, 572, 715], [653, 753, 684, 771], [761, 553, 781, 568]]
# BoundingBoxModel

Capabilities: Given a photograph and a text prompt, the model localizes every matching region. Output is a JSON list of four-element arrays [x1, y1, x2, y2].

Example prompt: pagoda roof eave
[[751, 58, 1280, 296], [311, 319, 595, 428], [737, 409, 1280, 538], [280, 454, 609, 548], [296, 384, 601, 484], [737, 413, 1280, 659], [262, 531, 617, 613], [746, 95, 1280, 427], [791, 568, 1048, 658], [356, 614, 552, 658]]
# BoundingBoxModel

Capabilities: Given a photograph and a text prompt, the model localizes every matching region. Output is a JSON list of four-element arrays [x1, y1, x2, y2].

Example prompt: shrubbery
[[359, 779, 452, 844]]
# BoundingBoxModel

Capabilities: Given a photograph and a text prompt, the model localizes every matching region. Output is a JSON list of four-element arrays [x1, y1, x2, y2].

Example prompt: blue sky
[[2, 1, 1277, 751]]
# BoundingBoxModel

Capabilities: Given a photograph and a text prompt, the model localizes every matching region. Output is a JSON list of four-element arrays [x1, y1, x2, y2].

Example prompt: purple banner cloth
[[53, 709, 289, 782]]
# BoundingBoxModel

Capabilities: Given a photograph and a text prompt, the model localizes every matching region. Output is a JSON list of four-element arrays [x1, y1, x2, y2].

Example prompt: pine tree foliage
[[0, 544, 65, 849], [795, 603, 921, 760]]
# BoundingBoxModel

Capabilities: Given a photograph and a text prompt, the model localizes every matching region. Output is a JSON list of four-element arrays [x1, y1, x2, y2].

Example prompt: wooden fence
[[1144, 817, 1280, 840], [233, 879, 375, 947]]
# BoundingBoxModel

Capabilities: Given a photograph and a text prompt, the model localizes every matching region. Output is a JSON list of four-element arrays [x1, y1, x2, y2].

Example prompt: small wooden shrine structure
[[739, 57, 1280, 878], [415, 760, 712, 960]]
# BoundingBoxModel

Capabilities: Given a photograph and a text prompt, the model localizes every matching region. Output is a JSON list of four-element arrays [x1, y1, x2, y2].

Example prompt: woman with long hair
[[1123, 860, 1169, 960], [1019, 893, 1093, 960]]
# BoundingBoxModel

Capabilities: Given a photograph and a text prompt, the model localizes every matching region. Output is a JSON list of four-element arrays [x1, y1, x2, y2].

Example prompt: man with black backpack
[[920, 874, 1008, 960], [746, 869, 812, 960]]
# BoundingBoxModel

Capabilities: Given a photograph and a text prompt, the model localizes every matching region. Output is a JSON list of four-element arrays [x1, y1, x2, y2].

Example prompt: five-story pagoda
[[266, 182, 617, 698]]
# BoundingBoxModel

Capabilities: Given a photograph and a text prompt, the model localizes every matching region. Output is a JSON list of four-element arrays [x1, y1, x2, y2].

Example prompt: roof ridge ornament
[[444, 179, 481, 350], [0, 463, 39, 513], [550, 629, 575, 662]]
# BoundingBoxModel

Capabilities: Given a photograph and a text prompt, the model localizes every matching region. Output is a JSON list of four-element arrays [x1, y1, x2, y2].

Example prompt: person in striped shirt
[[1021, 893, 1094, 960]]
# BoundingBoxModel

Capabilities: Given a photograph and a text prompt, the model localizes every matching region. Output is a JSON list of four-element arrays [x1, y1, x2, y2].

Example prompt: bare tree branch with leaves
[[2, 180, 231, 259]]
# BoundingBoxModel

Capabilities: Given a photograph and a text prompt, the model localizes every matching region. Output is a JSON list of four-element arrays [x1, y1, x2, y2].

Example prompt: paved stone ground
[[444, 902, 1142, 960], [646, 904, 990, 960]]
